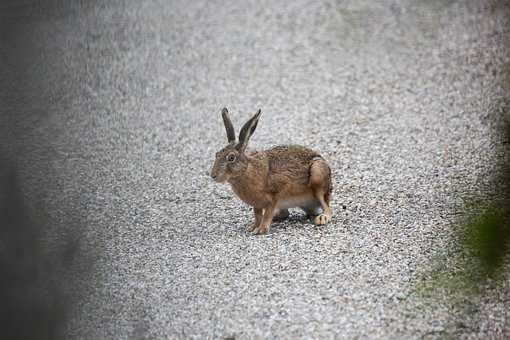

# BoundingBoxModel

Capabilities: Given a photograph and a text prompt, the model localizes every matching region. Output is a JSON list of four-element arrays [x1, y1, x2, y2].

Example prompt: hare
[[210, 108, 333, 235]]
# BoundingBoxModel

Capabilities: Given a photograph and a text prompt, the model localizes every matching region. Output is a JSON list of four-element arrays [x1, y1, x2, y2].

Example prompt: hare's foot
[[251, 224, 269, 235], [273, 209, 289, 221], [314, 213, 331, 225], [252, 204, 276, 235], [248, 207, 263, 231], [248, 222, 259, 232]]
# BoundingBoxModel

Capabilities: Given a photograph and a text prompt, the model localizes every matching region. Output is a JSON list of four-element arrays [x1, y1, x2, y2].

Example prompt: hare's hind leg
[[309, 159, 333, 226], [314, 193, 332, 225]]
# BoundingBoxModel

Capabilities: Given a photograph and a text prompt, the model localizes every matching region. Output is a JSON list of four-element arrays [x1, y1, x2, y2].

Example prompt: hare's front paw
[[314, 214, 331, 226], [251, 225, 269, 235], [248, 222, 259, 232]]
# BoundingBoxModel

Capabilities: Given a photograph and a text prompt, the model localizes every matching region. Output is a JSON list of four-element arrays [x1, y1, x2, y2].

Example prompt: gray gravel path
[[2, 0, 510, 339]]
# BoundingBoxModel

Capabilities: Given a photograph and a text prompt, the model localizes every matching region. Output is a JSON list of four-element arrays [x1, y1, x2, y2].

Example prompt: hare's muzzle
[[210, 169, 219, 181], [210, 170, 227, 183]]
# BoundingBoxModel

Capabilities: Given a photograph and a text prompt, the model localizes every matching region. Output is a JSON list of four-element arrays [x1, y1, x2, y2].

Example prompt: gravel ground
[[2, 0, 510, 339]]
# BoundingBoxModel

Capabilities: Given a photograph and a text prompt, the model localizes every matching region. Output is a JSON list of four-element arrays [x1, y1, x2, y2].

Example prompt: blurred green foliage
[[463, 208, 509, 277], [460, 63, 510, 280]]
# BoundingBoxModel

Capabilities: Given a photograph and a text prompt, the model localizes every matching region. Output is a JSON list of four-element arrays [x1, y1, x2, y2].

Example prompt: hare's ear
[[221, 108, 236, 143], [237, 109, 261, 152]]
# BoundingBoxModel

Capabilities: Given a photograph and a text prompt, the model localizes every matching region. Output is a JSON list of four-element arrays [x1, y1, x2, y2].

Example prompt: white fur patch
[[277, 195, 318, 210]]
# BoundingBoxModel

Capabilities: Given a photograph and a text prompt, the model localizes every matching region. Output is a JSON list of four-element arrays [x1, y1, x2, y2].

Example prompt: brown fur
[[211, 109, 333, 235]]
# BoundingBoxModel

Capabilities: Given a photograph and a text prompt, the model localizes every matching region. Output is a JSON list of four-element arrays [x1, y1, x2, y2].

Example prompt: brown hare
[[210, 108, 333, 235]]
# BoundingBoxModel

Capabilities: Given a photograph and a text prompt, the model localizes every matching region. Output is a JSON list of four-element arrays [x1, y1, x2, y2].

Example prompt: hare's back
[[266, 145, 323, 187], [267, 145, 321, 164]]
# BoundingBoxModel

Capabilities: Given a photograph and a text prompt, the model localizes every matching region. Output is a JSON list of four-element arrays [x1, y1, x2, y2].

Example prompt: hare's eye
[[226, 154, 236, 162]]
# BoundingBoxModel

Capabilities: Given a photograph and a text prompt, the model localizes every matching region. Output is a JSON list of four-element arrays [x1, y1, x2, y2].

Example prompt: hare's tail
[[324, 165, 332, 205]]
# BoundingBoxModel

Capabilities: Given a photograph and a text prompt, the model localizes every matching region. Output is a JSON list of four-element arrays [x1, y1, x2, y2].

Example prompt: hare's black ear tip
[[257, 109, 261, 115], [221, 107, 228, 114]]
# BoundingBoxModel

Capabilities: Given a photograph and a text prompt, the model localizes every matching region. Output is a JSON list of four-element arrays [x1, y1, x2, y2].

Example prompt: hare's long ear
[[237, 109, 261, 152], [221, 108, 236, 143]]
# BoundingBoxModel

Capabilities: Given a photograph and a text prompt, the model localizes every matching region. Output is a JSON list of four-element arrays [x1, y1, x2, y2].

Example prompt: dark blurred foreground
[[1, 2, 91, 339], [0, 164, 68, 340]]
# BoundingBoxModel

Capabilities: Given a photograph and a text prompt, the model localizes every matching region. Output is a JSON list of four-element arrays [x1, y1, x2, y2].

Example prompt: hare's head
[[210, 108, 261, 183]]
